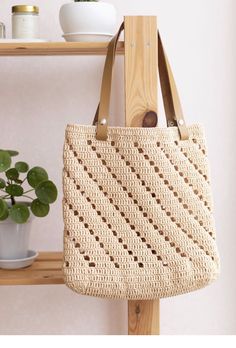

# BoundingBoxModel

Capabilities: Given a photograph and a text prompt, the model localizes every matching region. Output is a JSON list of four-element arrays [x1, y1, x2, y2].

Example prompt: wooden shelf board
[[0, 41, 124, 56], [0, 252, 64, 286]]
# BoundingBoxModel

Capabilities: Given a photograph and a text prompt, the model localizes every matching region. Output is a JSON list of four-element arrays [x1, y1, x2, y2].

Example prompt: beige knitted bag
[[63, 23, 220, 300]]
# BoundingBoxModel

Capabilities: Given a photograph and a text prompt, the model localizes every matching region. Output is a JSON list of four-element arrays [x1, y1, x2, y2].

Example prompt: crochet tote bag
[[63, 23, 220, 300]]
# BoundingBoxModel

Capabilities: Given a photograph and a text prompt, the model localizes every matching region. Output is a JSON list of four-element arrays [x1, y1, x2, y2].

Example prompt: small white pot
[[0, 218, 32, 260], [59, 2, 117, 42]]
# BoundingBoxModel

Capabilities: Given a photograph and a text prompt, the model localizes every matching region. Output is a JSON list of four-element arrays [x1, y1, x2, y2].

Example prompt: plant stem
[[23, 189, 34, 194], [22, 195, 33, 201], [10, 196, 16, 205]]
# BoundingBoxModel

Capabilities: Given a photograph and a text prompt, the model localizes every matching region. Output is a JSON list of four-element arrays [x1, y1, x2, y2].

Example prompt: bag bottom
[[63, 271, 219, 300]]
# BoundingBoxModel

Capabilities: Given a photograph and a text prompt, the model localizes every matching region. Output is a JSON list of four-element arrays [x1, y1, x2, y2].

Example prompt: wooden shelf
[[0, 252, 64, 286], [0, 41, 124, 56]]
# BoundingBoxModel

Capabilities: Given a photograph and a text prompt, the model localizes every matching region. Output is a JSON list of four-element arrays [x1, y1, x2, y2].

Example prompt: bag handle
[[95, 22, 189, 141]]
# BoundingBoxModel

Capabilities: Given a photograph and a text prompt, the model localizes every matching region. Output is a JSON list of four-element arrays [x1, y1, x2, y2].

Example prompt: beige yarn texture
[[63, 124, 220, 300]]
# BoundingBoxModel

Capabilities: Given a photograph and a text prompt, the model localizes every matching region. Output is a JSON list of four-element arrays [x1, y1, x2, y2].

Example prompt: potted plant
[[0, 149, 57, 265], [59, 0, 117, 42]]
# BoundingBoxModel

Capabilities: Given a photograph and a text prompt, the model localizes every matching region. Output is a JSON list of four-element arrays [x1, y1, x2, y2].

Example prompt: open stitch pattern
[[63, 124, 220, 299]]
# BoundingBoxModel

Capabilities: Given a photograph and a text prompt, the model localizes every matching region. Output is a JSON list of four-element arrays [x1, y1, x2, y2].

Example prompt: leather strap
[[95, 22, 189, 141], [96, 23, 124, 140], [158, 34, 189, 140]]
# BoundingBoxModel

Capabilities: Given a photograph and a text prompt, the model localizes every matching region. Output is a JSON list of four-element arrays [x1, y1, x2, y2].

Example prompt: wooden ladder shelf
[[0, 16, 160, 335]]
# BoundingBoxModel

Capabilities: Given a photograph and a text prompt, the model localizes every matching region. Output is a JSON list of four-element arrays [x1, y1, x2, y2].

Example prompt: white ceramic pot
[[59, 2, 117, 42], [0, 218, 32, 260]]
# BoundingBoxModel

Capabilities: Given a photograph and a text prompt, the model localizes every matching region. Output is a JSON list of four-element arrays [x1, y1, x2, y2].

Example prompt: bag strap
[[95, 22, 189, 141], [94, 23, 124, 140]]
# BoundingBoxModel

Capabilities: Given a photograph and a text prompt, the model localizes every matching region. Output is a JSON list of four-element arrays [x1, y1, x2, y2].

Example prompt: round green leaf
[[15, 161, 29, 173], [27, 167, 48, 188], [0, 149, 19, 157], [0, 151, 11, 173], [7, 150, 19, 157], [0, 178, 6, 189], [9, 204, 30, 224], [35, 180, 58, 204], [31, 199, 50, 217], [14, 179, 23, 184], [6, 168, 19, 181], [0, 199, 8, 219], [6, 184, 24, 197], [0, 207, 9, 221]]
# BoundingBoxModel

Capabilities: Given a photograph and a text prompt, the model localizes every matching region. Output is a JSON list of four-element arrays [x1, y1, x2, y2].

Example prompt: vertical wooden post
[[124, 16, 160, 335]]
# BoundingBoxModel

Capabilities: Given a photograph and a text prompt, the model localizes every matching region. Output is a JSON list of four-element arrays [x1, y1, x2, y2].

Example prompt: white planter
[[0, 218, 32, 260], [59, 2, 117, 42]]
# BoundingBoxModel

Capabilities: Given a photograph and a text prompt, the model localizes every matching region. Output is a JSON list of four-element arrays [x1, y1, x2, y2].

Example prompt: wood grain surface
[[124, 16, 158, 128], [0, 252, 64, 285], [0, 41, 124, 56]]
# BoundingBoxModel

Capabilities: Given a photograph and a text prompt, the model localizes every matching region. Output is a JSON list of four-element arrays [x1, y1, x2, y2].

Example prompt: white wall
[[0, 0, 235, 335]]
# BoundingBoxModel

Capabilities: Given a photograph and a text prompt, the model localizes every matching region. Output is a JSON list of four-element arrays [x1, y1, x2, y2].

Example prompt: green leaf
[[9, 204, 30, 224], [35, 180, 58, 204], [0, 207, 9, 221], [0, 150, 11, 173], [0, 149, 19, 157], [0, 178, 6, 189], [27, 167, 48, 188], [15, 161, 29, 173], [6, 184, 24, 197], [0, 199, 8, 219], [6, 150, 19, 157], [31, 199, 50, 217], [6, 168, 19, 181], [14, 179, 23, 184]]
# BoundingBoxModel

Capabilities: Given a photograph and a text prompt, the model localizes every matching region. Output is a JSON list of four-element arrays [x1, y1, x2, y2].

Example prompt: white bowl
[[62, 32, 113, 42], [0, 250, 38, 269]]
